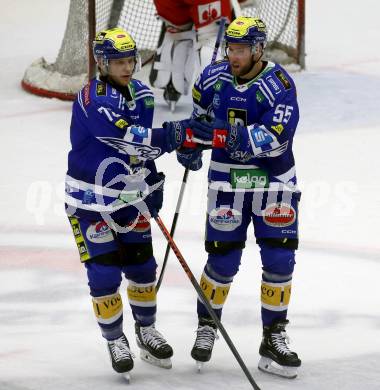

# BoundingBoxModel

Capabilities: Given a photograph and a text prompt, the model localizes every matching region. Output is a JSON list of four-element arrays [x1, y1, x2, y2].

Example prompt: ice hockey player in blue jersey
[[182, 17, 302, 378], [65, 28, 194, 378]]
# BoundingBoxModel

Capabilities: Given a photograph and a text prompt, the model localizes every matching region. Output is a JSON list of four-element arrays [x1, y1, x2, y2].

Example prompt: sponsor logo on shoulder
[[144, 97, 154, 108], [192, 86, 201, 102], [83, 83, 91, 105], [266, 76, 281, 94], [209, 206, 242, 231], [208, 63, 228, 76], [96, 83, 106, 96], [274, 70, 292, 90], [86, 221, 113, 243]]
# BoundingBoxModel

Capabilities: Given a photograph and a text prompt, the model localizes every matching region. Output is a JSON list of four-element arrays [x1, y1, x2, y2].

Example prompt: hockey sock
[[92, 291, 123, 340], [127, 280, 157, 326], [261, 272, 292, 326], [197, 265, 232, 319]]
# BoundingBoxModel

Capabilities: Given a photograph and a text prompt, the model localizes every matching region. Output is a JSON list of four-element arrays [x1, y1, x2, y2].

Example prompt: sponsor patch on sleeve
[[192, 86, 201, 102], [274, 70, 292, 91], [96, 82, 107, 96], [115, 119, 128, 129], [271, 124, 284, 135], [144, 97, 154, 108]]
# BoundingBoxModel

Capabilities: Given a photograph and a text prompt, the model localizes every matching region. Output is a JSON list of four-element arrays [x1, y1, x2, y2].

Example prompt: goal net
[[21, 0, 305, 100]]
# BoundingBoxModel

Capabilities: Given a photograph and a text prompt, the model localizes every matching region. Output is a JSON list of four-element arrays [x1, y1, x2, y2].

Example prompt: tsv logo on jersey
[[209, 206, 242, 231], [130, 126, 149, 138], [86, 221, 113, 243], [251, 126, 274, 147], [97, 137, 161, 160]]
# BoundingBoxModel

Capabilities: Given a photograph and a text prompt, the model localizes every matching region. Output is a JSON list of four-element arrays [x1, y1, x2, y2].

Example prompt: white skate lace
[[194, 325, 218, 350], [140, 325, 167, 349], [271, 331, 292, 356], [109, 336, 134, 362]]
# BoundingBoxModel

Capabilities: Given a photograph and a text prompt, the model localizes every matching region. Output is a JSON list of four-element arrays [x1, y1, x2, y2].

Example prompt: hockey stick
[[154, 215, 261, 390], [230, 0, 242, 17], [156, 17, 228, 292], [156, 167, 189, 292]]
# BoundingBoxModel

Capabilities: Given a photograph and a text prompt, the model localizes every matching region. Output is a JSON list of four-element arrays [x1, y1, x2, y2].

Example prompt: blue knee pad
[[85, 262, 122, 297], [123, 256, 157, 283], [207, 248, 243, 279], [259, 243, 295, 276]]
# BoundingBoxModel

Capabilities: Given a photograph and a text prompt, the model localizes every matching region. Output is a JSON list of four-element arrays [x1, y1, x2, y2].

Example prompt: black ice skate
[[107, 334, 134, 381], [258, 319, 301, 379], [191, 318, 218, 371], [163, 80, 181, 112], [135, 323, 173, 369]]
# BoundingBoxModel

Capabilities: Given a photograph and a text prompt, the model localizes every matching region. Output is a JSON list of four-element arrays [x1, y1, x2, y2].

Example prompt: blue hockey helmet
[[224, 16, 267, 48]]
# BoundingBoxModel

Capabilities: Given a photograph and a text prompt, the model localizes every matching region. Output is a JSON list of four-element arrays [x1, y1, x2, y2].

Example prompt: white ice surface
[[0, 1, 380, 389]]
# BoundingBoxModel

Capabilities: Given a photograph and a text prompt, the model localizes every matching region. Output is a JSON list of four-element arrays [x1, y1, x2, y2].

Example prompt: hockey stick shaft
[[156, 167, 189, 292], [230, 0, 242, 17], [156, 17, 227, 292], [154, 215, 261, 390], [211, 17, 227, 64]]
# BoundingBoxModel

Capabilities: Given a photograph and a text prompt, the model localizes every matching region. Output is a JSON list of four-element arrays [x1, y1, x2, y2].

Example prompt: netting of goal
[[21, 0, 305, 100]]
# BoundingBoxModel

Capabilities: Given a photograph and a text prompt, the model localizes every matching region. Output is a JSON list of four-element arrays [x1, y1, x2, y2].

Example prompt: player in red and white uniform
[[150, 0, 234, 111]]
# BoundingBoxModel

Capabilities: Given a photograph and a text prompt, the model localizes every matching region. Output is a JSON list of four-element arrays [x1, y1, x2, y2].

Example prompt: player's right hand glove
[[176, 147, 203, 171], [163, 119, 190, 152]]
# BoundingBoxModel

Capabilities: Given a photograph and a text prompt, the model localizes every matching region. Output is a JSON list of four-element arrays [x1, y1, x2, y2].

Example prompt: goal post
[[21, 0, 305, 101]]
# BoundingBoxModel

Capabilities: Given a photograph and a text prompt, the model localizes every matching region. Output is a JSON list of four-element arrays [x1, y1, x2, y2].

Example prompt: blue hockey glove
[[145, 172, 165, 217], [176, 147, 203, 171], [163, 120, 191, 152], [188, 116, 214, 143]]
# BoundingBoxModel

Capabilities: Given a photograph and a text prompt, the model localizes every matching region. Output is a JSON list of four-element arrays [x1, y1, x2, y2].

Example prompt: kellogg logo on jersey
[[263, 203, 296, 227], [86, 221, 113, 243], [209, 207, 242, 231]]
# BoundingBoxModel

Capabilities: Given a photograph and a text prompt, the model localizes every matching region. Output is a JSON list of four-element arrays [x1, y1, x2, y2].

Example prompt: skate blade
[[140, 349, 172, 369], [196, 361, 205, 373], [169, 101, 176, 112], [258, 356, 298, 379]]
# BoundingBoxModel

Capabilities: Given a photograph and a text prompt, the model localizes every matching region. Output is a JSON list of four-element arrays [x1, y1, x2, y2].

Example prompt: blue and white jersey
[[66, 77, 168, 221], [192, 60, 299, 192]]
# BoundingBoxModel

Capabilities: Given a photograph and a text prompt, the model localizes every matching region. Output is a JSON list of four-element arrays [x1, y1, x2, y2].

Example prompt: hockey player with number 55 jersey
[[181, 17, 302, 378]]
